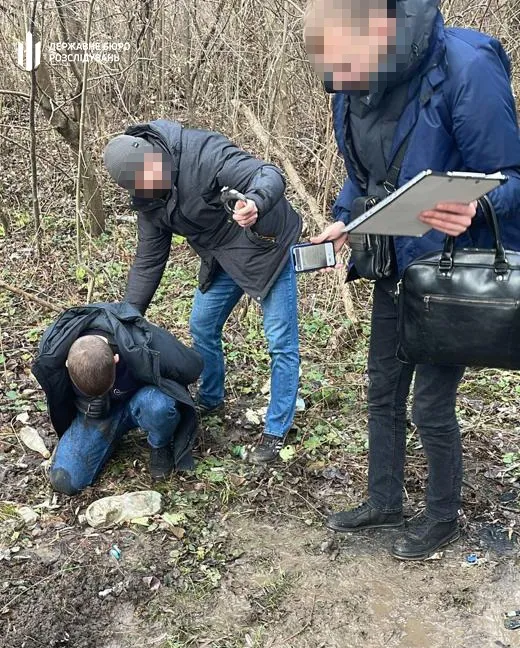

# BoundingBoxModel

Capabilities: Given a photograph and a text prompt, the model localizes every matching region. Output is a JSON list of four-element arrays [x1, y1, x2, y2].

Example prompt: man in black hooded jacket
[[32, 302, 203, 495], [103, 121, 303, 463]]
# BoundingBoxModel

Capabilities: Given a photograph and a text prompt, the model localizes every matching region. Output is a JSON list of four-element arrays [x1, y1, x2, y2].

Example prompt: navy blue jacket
[[332, 12, 520, 275]]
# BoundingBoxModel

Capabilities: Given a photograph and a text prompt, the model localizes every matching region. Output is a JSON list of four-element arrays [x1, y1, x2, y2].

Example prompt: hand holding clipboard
[[344, 171, 507, 237]]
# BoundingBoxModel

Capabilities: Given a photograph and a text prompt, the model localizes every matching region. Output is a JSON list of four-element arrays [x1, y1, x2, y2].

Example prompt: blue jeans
[[49, 386, 180, 495], [367, 278, 465, 521], [189, 260, 299, 437]]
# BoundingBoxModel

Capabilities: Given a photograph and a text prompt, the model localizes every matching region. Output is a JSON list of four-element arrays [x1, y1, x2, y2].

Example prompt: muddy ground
[[1, 429, 520, 648], [2, 212, 520, 648]]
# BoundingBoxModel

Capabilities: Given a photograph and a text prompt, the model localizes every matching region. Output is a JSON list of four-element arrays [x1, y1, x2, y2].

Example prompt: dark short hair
[[67, 336, 115, 396]]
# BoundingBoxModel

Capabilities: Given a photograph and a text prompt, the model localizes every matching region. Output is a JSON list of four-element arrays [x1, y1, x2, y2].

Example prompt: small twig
[[278, 484, 326, 518], [28, 3, 42, 258], [0, 324, 8, 383], [0, 132, 75, 180], [502, 463, 520, 474], [0, 89, 30, 100], [462, 479, 478, 491], [232, 99, 325, 228], [86, 271, 96, 304], [0, 279, 64, 312], [75, 0, 96, 260]]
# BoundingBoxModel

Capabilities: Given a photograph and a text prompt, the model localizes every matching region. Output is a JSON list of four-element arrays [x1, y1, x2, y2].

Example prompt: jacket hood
[[393, 0, 441, 79]]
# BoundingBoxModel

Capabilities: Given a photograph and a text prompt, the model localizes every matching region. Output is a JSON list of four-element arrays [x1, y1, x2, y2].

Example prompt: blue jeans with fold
[[49, 386, 180, 495], [189, 260, 299, 438]]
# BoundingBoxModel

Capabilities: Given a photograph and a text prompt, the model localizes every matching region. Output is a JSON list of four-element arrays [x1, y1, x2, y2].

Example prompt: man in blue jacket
[[305, 0, 520, 559]]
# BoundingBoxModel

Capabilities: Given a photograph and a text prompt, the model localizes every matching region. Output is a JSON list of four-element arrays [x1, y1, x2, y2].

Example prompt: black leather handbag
[[397, 196, 520, 369]]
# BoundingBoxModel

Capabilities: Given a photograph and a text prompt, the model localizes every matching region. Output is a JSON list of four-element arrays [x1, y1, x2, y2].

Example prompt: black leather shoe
[[326, 501, 404, 532], [149, 445, 174, 480], [391, 514, 460, 561], [247, 434, 284, 464], [195, 396, 225, 418]]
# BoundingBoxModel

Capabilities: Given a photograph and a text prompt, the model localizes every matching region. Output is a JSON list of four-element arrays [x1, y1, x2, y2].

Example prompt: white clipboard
[[344, 171, 507, 237]]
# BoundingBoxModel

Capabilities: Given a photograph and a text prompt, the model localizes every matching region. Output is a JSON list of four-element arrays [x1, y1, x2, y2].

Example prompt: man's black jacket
[[32, 302, 203, 470], [123, 119, 303, 314]]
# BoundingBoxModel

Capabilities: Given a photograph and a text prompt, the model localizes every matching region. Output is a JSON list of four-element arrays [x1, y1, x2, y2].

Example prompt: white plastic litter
[[19, 426, 50, 459], [85, 491, 162, 528]]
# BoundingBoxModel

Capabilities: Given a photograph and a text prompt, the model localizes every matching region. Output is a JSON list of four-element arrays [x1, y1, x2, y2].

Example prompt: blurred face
[[306, 3, 396, 92], [134, 151, 172, 198]]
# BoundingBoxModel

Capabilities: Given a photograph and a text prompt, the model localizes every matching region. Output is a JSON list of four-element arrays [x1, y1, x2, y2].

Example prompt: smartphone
[[291, 242, 336, 273]]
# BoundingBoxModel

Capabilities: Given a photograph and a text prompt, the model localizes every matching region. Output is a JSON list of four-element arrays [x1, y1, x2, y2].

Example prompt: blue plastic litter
[[109, 544, 122, 560], [466, 553, 478, 564]]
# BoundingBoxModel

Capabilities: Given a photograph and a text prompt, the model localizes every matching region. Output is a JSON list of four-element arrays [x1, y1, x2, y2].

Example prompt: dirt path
[[4, 490, 520, 648], [85, 513, 520, 648], [207, 517, 520, 648]]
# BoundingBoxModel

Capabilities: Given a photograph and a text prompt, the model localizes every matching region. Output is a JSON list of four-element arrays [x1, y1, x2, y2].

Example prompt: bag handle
[[439, 195, 509, 275]]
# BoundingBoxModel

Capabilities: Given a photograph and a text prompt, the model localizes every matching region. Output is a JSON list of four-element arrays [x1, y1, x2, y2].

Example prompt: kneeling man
[[32, 302, 203, 495]]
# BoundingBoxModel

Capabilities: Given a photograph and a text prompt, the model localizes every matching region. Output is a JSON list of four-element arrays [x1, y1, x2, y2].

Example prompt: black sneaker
[[326, 501, 404, 532], [391, 514, 460, 561], [149, 445, 174, 480], [247, 434, 284, 464], [194, 396, 225, 418]]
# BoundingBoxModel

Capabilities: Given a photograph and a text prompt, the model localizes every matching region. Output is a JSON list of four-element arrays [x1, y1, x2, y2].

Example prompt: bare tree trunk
[[34, 1, 105, 235], [28, 0, 42, 257], [35, 61, 105, 235], [76, 0, 99, 256], [183, 0, 194, 118]]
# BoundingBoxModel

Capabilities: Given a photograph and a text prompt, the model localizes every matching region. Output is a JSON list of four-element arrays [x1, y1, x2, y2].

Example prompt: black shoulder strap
[[383, 129, 413, 195]]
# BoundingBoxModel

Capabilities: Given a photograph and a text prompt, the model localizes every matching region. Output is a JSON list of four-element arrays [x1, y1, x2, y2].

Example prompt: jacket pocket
[[245, 227, 278, 249]]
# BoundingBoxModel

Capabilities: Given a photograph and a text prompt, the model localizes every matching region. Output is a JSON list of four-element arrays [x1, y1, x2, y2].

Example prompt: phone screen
[[293, 243, 335, 272]]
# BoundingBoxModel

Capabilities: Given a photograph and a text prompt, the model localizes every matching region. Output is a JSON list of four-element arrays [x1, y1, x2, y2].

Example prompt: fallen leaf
[[279, 445, 296, 462], [142, 576, 161, 591], [17, 506, 39, 526], [130, 516, 150, 526], [162, 512, 186, 527], [245, 409, 261, 425], [170, 526, 185, 540], [228, 474, 246, 487]]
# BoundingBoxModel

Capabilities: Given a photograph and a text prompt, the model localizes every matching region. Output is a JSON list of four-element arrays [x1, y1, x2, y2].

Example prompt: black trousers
[[367, 278, 465, 521]]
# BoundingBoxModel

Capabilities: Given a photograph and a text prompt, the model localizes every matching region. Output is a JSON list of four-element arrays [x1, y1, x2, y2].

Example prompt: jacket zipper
[[424, 295, 518, 311]]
